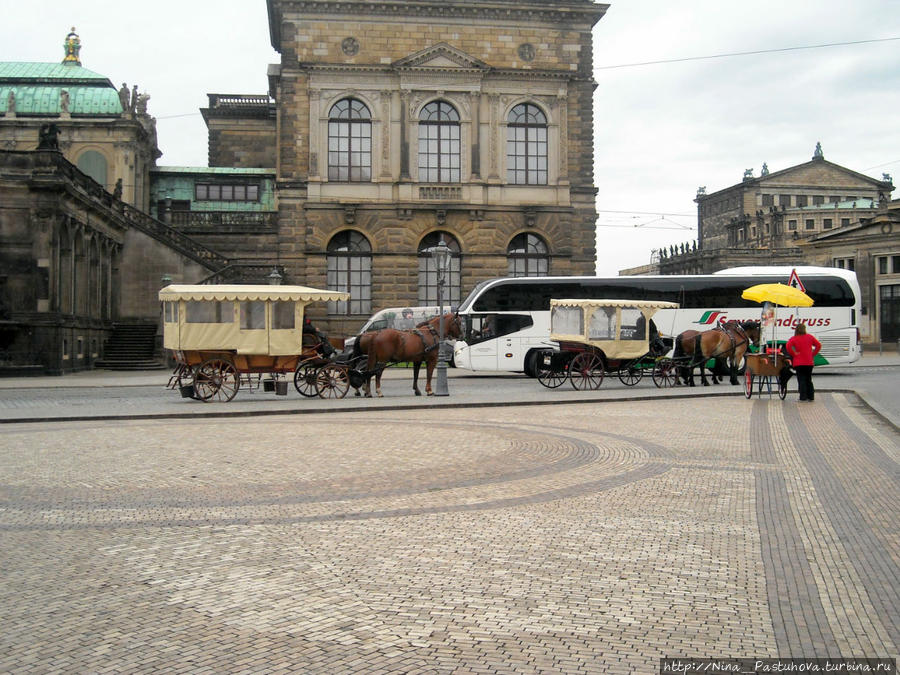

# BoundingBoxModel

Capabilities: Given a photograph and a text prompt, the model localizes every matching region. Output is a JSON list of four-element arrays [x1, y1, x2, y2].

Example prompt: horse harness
[[409, 324, 441, 355], [708, 322, 750, 359]]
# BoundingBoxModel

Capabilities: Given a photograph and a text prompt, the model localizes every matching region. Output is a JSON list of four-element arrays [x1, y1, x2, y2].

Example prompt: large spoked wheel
[[316, 363, 350, 399], [618, 361, 643, 386], [569, 352, 604, 390], [194, 358, 239, 402], [778, 373, 788, 400], [537, 355, 567, 389], [744, 370, 754, 399], [294, 363, 320, 397], [652, 358, 679, 388]]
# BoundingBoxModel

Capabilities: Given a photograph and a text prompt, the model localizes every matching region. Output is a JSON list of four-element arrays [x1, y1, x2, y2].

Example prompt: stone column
[[400, 90, 410, 180]]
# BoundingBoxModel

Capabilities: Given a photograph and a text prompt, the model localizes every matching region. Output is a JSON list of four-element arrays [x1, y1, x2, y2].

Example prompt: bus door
[[464, 313, 535, 370], [464, 314, 499, 369]]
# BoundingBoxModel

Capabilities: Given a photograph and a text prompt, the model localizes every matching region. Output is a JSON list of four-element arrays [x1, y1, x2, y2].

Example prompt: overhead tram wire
[[594, 36, 900, 72]]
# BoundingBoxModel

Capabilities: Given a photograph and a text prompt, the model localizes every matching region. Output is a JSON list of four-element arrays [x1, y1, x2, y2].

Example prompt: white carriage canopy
[[550, 299, 680, 360], [159, 284, 350, 355]]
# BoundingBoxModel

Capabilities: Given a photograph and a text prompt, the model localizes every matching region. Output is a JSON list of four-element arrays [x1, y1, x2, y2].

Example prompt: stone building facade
[[201, 94, 277, 169], [237, 0, 607, 335], [804, 200, 900, 344]]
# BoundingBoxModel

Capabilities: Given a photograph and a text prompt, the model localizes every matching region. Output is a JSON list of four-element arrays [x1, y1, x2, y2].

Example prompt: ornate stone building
[[0, 30, 160, 210], [199, 0, 607, 335], [0, 31, 220, 373]]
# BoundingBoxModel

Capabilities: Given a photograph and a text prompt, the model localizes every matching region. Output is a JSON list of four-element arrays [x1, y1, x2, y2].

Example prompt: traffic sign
[[788, 268, 805, 292]]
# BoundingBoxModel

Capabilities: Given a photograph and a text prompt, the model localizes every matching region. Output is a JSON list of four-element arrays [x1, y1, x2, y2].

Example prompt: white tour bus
[[453, 266, 862, 376]]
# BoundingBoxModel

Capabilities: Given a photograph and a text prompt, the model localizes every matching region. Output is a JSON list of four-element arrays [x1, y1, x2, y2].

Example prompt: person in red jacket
[[785, 323, 822, 401]]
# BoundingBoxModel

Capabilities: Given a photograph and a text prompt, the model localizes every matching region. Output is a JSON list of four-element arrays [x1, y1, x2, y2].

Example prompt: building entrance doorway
[[879, 284, 900, 343]]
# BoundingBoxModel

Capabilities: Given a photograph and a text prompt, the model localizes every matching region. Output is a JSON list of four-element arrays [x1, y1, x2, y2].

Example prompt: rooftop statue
[[63, 27, 81, 65], [118, 83, 130, 111], [813, 141, 824, 159]]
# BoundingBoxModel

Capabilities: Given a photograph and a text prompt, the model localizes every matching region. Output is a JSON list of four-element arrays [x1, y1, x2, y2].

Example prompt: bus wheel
[[524, 350, 541, 378]]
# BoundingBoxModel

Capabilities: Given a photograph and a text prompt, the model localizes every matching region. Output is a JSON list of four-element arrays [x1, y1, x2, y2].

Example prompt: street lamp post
[[431, 237, 451, 396]]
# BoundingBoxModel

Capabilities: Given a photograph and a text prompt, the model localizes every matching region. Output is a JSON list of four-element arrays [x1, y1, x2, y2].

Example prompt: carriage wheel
[[569, 352, 604, 390], [618, 361, 643, 386], [536, 355, 567, 389], [652, 358, 678, 388], [744, 370, 754, 399], [194, 358, 239, 402], [316, 364, 350, 399], [293, 363, 320, 398], [778, 374, 788, 400]]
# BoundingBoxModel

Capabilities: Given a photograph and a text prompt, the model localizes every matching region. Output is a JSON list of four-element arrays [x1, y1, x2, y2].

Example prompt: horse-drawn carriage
[[536, 299, 680, 389], [160, 284, 351, 402]]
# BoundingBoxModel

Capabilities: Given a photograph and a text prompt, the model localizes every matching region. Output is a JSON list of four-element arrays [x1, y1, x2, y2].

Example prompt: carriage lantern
[[431, 237, 452, 396]]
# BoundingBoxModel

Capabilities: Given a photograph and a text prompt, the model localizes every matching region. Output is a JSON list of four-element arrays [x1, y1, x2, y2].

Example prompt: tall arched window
[[418, 231, 461, 306], [507, 233, 549, 277], [418, 101, 460, 183], [326, 231, 372, 315], [328, 98, 372, 181], [76, 150, 108, 188], [507, 103, 547, 185]]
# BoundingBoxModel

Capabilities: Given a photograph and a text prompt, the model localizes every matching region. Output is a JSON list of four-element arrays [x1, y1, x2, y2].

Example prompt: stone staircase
[[95, 322, 166, 370]]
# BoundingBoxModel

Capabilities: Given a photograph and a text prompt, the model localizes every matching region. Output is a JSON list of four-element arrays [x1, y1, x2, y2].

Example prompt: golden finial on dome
[[62, 27, 81, 66]]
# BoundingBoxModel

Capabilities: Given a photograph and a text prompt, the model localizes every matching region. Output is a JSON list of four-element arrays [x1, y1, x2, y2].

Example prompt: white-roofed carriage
[[537, 299, 680, 390], [159, 284, 350, 401]]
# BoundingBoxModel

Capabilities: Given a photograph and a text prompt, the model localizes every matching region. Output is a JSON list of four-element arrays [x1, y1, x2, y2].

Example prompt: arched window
[[418, 231, 461, 306], [507, 233, 549, 277], [328, 98, 372, 182], [418, 101, 460, 183], [76, 150, 108, 188], [507, 103, 547, 185], [326, 231, 372, 315]]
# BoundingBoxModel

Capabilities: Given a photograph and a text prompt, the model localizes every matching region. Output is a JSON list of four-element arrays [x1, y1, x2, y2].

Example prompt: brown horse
[[674, 320, 760, 386], [355, 313, 462, 397]]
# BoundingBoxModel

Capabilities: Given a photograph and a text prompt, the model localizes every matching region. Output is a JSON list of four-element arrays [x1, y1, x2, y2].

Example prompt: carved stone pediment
[[393, 43, 490, 72]]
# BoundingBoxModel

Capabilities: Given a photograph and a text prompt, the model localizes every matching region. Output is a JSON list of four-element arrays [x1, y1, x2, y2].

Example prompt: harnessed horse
[[674, 320, 760, 386], [354, 313, 462, 397]]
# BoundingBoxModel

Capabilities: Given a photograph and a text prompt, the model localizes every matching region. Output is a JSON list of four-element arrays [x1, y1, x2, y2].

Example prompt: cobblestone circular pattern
[[1, 416, 660, 529]]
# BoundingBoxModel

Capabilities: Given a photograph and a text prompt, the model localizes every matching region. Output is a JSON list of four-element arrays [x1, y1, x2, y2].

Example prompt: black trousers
[[795, 365, 815, 400]]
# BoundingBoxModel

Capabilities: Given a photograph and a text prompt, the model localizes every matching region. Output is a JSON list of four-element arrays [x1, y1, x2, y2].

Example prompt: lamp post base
[[434, 358, 449, 396]]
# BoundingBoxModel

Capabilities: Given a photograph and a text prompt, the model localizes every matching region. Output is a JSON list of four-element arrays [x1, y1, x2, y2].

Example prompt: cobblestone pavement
[[1, 393, 897, 673]]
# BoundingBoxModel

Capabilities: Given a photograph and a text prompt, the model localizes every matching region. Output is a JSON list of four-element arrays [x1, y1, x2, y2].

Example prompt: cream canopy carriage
[[538, 298, 680, 389], [159, 284, 350, 401]]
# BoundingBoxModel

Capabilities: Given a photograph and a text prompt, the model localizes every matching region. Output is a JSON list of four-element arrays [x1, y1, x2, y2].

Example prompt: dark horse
[[353, 313, 462, 397], [674, 320, 760, 386]]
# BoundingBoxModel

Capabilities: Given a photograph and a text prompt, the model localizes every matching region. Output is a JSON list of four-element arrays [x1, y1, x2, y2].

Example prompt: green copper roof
[[0, 62, 112, 84], [0, 62, 122, 116]]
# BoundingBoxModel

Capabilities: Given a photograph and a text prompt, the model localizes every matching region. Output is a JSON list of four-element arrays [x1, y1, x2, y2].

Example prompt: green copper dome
[[0, 62, 123, 116]]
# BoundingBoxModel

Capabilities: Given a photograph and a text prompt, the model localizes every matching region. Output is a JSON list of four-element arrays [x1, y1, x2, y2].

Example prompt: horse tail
[[351, 333, 364, 359], [673, 333, 684, 359]]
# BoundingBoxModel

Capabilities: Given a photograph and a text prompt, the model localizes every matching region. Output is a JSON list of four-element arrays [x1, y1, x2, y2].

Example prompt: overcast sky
[[3, 1, 899, 275]]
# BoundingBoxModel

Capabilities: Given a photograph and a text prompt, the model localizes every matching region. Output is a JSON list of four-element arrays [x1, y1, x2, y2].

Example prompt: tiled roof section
[[0, 62, 122, 116]]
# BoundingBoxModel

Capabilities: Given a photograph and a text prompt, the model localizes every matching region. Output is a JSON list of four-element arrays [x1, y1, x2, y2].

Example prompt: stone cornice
[[299, 62, 580, 82], [269, 0, 608, 50]]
